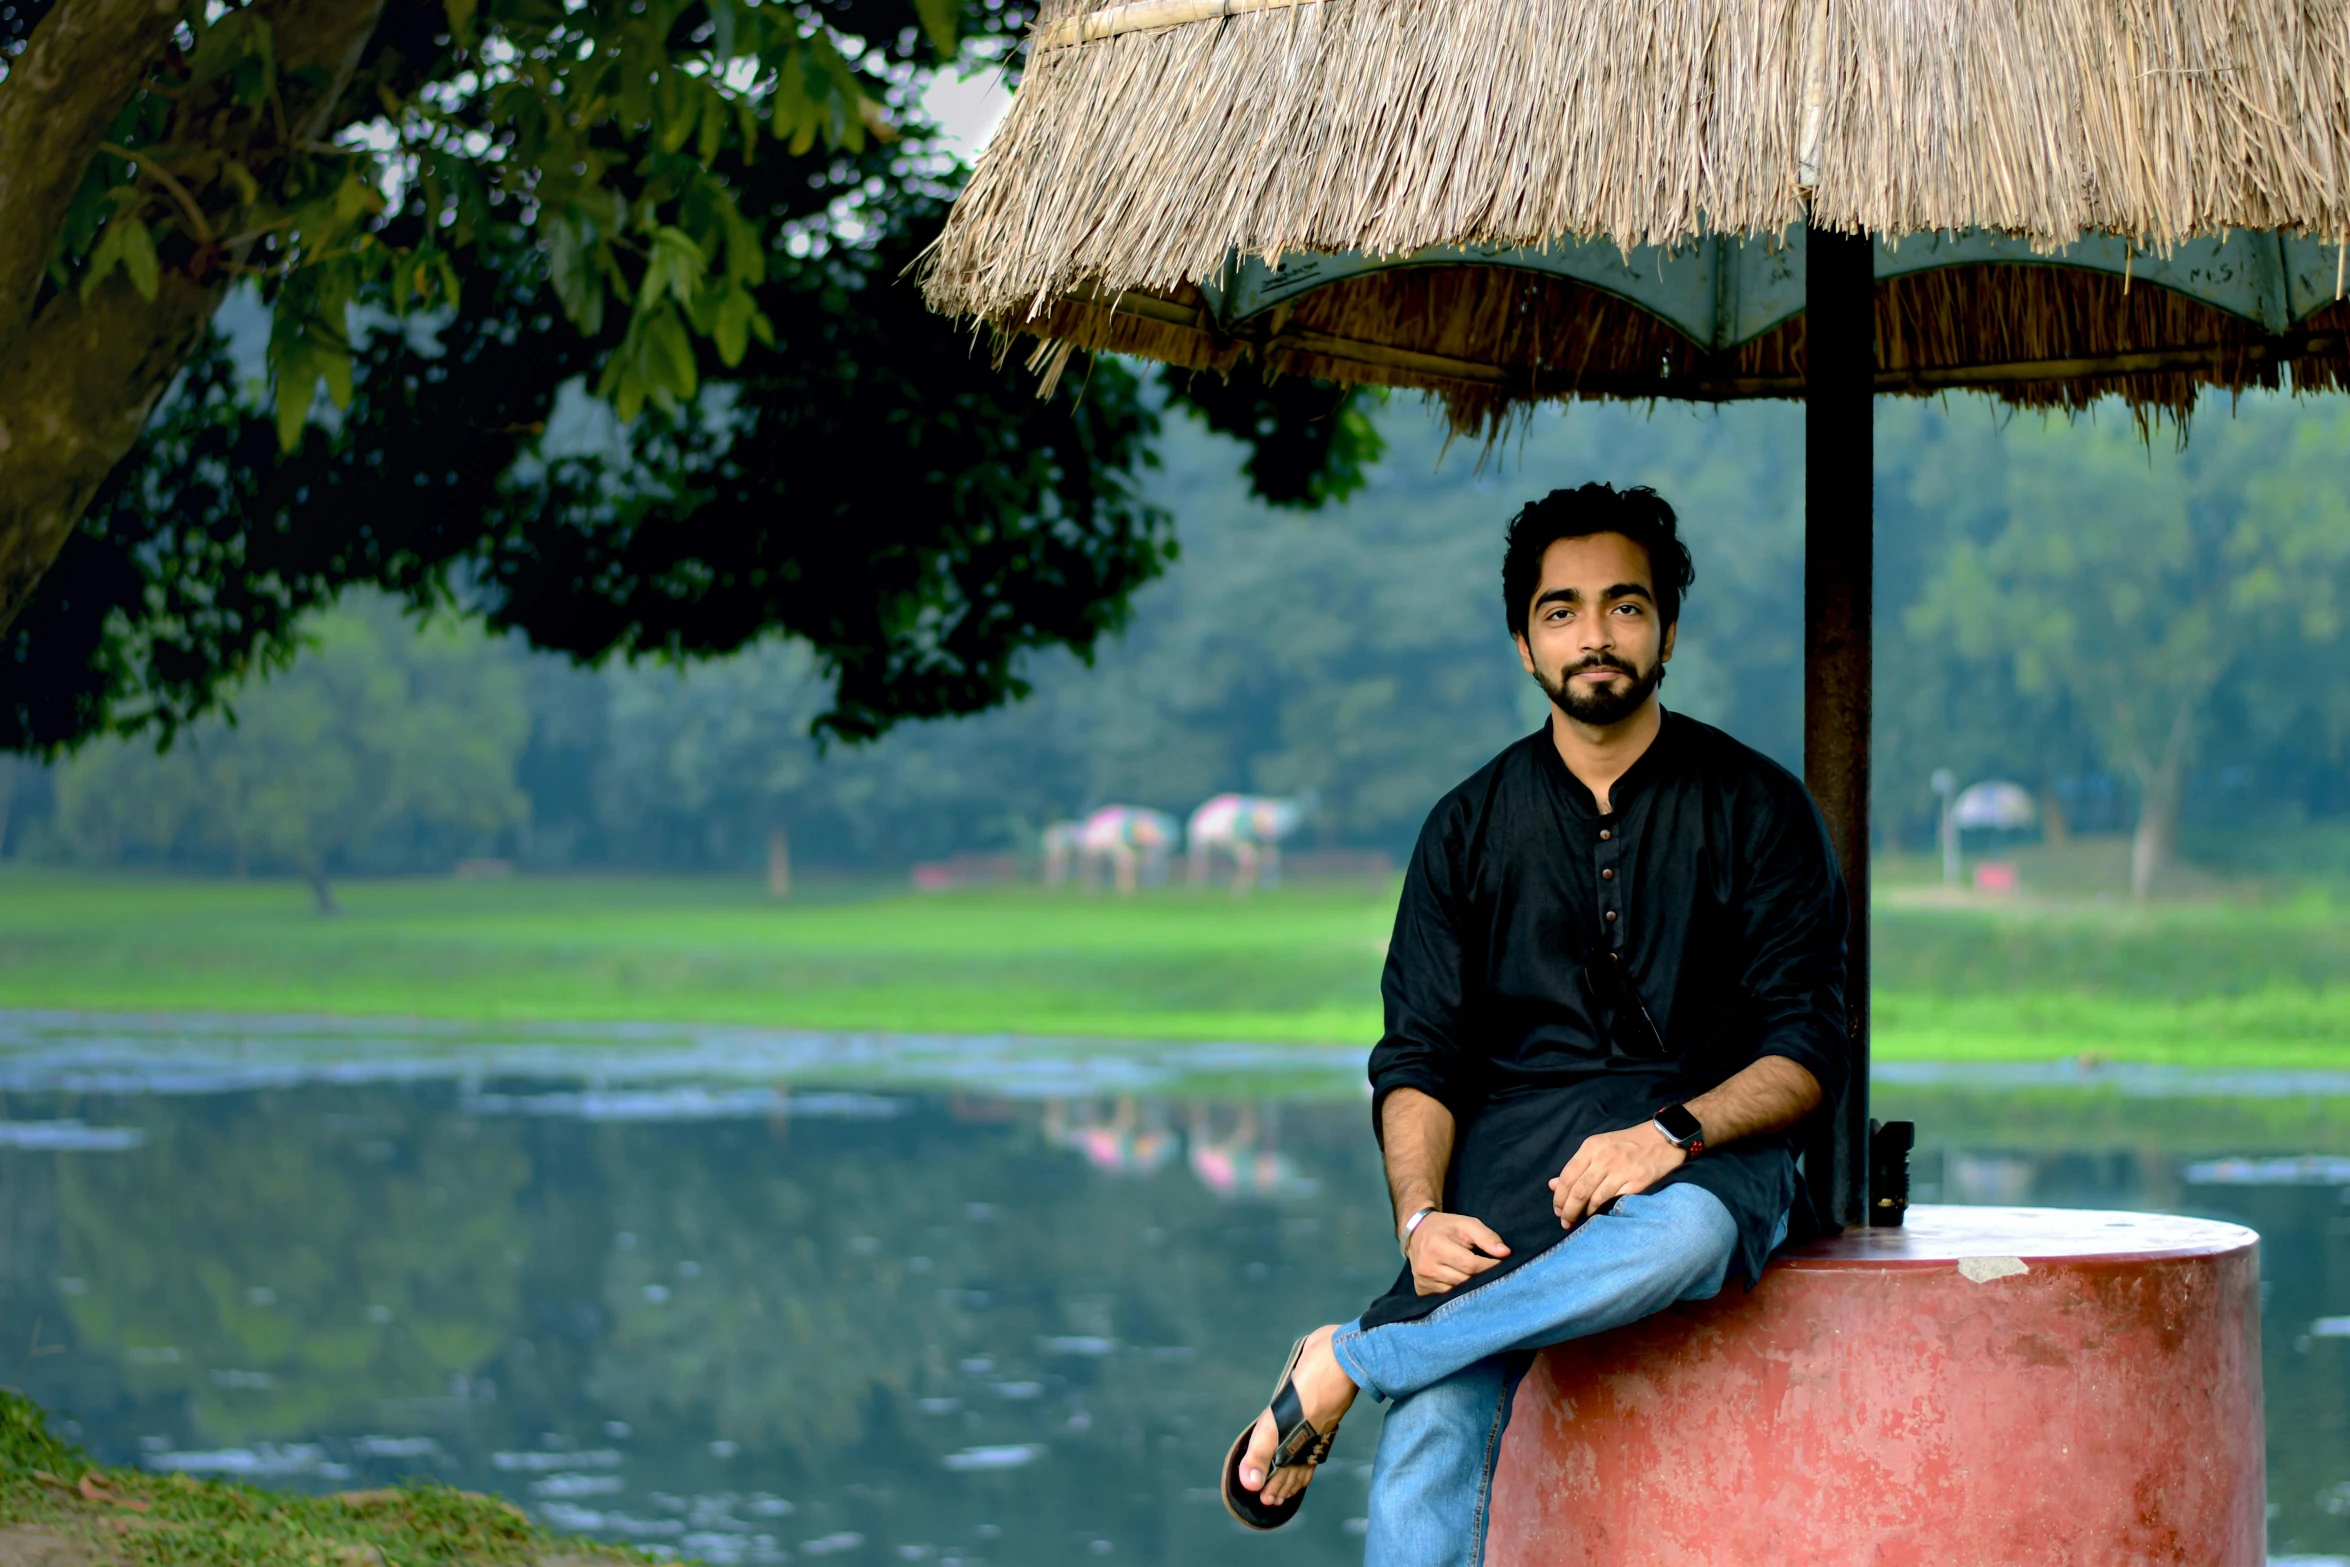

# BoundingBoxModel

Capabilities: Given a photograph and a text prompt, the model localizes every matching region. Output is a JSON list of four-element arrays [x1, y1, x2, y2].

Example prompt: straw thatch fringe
[[1031, 0, 1330, 52], [1007, 265, 2350, 435], [924, 0, 2350, 334]]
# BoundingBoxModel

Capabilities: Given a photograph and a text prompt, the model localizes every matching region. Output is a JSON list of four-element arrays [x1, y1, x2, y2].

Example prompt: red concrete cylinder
[[1485, 1206, 2263, 1567]]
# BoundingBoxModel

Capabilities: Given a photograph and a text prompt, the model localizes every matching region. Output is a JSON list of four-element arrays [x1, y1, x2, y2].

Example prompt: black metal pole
[[1802, 223, 1875, 1232]]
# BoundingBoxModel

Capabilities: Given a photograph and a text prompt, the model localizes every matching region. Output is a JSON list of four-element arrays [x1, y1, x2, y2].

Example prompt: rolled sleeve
[[1735, 787, 1851, 1104], [1369, 803, 1481, 1134]]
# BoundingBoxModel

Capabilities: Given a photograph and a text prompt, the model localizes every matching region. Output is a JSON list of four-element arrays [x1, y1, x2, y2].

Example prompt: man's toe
[[1239, 1409, 1280, 1490]]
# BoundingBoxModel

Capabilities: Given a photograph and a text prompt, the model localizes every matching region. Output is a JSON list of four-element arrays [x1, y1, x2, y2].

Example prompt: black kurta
[[1360, 710, 1848, 1330]]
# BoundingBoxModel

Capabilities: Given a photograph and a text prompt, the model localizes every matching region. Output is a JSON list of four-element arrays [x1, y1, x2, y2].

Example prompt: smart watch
[[1652, 1103, 1706, 1158]]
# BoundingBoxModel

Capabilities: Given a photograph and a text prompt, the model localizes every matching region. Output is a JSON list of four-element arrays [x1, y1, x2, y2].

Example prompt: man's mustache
[[1561, 655, 1638, 678]]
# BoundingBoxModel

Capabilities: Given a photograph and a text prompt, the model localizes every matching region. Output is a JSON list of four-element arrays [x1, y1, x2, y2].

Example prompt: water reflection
[[1046, 1098, 1178, 1178], [49, 1091, 528, 1447], [0, 1016, 2345, 1563]]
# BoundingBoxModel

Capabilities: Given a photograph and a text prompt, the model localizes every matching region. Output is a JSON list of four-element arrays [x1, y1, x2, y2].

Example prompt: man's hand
[[1404, 1213, 1511, 1296], [1549, 1121, 1686, 1227]]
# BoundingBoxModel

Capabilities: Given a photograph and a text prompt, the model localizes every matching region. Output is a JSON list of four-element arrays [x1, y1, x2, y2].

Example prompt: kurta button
[[1602, 868, 1615, 880], [1604, 909, 1617, 922], [1599, 829, 1613, 841]]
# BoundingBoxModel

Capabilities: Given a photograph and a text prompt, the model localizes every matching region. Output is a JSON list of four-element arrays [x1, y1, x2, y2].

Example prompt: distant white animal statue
[[1186, 793, 1310, 893], [1069, 805, 1179, 894]]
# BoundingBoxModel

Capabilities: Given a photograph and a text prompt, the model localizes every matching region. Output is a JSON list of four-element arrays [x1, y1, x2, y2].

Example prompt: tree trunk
[[2130, 767, 2181, 900], [2129, 697, 2199, 901], [0, 0, 391, 632], [766, 826, 792, 900], [1939, 794, 1962, 885], [0, 271, 228, 630], [2038, 787, 2070, 846], [306, 864, 341, 917]]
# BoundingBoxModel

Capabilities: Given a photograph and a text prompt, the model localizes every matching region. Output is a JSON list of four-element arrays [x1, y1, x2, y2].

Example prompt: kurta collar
[[1537, 707, 1682, 819]]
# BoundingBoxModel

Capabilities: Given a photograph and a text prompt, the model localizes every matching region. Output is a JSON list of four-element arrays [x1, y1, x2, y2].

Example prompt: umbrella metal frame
[[1109, 229, 2350, 400]]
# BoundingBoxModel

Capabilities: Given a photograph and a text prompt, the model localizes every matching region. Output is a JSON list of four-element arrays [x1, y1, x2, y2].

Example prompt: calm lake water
[[2, 1012, 2347, 1565]]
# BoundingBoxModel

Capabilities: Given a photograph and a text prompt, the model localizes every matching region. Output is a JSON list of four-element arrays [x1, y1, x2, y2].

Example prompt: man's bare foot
[[1238, 1325, 1358, 1506]]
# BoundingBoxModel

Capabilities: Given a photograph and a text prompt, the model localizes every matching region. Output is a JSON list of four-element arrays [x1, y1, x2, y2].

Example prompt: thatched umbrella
[[921, 0, 2350, 1226]]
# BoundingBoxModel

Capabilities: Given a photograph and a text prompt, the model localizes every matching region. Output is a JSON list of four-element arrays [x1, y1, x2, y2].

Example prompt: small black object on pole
[[1868, 1119, 1914, 1227]]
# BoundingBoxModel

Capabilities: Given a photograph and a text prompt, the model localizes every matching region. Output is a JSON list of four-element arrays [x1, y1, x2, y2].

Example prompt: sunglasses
[[1582, 946, 1669, 1062]]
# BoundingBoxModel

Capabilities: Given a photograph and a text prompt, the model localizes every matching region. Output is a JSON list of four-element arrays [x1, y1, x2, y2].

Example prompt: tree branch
[[0, 0, 392, 633], [2111, 696, 2155, 785], [0, 0, 188, 363], [2156, 681, 2202, 777], [99, 142, 217, 244]]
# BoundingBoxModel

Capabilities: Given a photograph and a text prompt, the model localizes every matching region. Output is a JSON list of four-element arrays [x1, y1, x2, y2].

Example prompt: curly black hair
[[1500, 483, 1696, 639]]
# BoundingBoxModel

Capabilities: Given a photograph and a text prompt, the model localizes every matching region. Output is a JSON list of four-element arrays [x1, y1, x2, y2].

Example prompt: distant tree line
[[1874, 396, 2350, 895], [7, 390, 2347, 898]]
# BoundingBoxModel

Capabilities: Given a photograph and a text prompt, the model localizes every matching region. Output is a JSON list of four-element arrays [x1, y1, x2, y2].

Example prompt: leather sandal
[[1220, 1333, 1343, 1531]]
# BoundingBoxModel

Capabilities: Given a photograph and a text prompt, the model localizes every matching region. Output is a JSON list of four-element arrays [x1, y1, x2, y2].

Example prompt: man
[[1222, 483, 1848, 1565]]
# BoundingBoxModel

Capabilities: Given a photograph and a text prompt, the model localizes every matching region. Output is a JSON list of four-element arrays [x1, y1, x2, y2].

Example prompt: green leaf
[[697, 90, 727, 164], [321, 341, 354, 409], [79, 214, 128, 300], [729, 98, 759, 166], [810, 38, 866, 153], [644, 307, 699, 403], [116, 214, 160, 301], [266, 294, 357, 451], [188, 12, 279, 104], [81, 211, 159, 302], [722, 208, 766, 288], [638, 226, 708, 312], [273, 364, 314, 449], [185, 16, 245, 84], [332, 173, 383, 225], [597, 305, 698, 421], [545, 214, 605, 335], [232, 19, 278, 108], [773, 45, 821, 155], [52, 157, 126, 285], [597, 316, 660, 423], [654, 74, 696, 155], [598, 322, 649, 422], [617, 54, 655, 133], [913, 0, 959, 60], [444, 0, 478, 47], [711, 286, 752, 366]]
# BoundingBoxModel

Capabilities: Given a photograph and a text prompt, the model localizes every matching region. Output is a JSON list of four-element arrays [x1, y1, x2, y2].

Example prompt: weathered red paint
[[1485, 1206, 2263, 1566]]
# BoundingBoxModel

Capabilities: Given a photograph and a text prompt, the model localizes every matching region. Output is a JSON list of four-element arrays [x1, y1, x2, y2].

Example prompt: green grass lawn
[[2, 865, 2346, 1066]]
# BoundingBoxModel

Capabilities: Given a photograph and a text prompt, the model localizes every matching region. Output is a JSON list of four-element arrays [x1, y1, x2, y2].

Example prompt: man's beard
[[1535, 654, 1664, 726]]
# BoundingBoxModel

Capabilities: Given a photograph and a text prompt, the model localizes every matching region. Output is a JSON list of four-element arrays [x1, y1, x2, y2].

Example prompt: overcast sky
[[922, 65, 1014, 165]]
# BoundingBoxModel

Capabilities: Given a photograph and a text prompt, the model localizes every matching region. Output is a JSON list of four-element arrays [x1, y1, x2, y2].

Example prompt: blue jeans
[[1330, 1184, 1765, 1567]]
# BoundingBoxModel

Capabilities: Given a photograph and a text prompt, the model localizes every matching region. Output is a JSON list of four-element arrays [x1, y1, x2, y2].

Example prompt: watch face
[[1655, 1104, 1703, 1144]]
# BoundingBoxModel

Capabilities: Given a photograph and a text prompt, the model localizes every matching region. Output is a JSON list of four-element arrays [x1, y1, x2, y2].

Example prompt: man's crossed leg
[[1236, 1183, 1746, 1567]]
